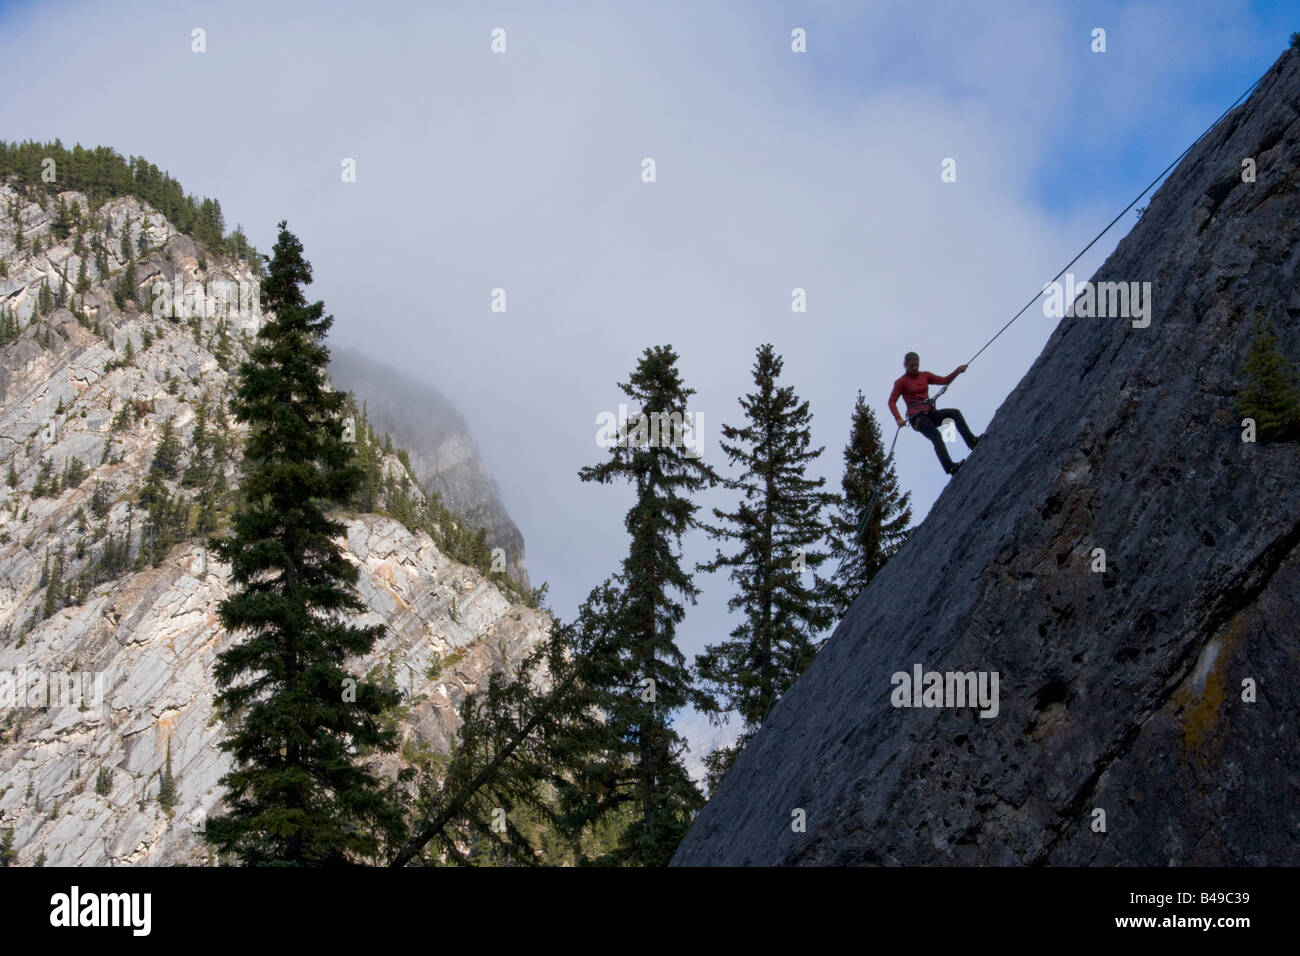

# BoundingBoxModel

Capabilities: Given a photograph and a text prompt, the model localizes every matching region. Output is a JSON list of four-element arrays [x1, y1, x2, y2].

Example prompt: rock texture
[[328, 347, 530, 590], [0, 521, 547, 866], [673, 47, 1300, 866], [0, 183, 549, 865]]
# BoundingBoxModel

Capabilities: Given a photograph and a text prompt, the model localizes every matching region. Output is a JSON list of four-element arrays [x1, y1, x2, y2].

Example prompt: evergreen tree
[[1238, 311, 1300, 442], [693, 344, 837, 791], [114, 255, 137, 310], [32, 457, 55, 497], [0, 305, 16, 345], [89, 480, 112, 519], [137, 417, 188, 565], [150, 417, 182, 479], [574, 344, 719, 865], [52, 197, 71, 241], [182, 403, 210, 487], [61, 457, 87, 490], [204, 221, 404, 866], [817, 391, 912, 621], [158, 739, 177, 812]]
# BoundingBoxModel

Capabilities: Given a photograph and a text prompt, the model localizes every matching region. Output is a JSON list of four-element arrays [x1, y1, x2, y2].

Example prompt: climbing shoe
[[946, 461, 963, 476]]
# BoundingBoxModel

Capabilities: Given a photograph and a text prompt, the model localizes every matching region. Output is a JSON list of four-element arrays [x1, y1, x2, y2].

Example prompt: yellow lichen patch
[[375, 562, 410, 611], [1173, 614, 1247, 763], [155, 714, 177, 749]]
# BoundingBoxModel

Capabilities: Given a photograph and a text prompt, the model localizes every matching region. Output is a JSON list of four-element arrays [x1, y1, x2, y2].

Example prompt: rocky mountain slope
[[673, 47, 1300, 866], [0, 180, 549, 865], [327, 347, 530, 590]]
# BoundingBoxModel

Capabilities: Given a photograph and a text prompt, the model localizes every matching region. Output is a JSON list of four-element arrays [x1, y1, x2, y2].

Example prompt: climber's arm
[[888, 383, 904, 426]]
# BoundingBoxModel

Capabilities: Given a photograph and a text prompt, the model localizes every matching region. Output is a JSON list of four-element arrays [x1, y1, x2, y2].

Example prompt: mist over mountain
[[327, 347, 530, 591]]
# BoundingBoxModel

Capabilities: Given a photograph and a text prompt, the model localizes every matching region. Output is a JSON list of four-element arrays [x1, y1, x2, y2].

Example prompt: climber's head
[[904, 352, 919, 374]]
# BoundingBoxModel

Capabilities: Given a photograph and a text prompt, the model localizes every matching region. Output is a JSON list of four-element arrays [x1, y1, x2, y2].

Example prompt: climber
[[888, 352, 981, 476]]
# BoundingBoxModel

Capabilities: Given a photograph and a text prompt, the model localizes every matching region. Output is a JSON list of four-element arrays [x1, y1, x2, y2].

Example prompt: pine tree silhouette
[[204, 222, 404, 866], [574, 344, 719, 865], [817, 391, 912, 621], [694, 344, 837, 791]]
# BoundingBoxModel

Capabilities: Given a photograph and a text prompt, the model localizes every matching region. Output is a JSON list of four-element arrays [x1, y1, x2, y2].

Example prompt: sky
[[1, 0, 1293, 779]]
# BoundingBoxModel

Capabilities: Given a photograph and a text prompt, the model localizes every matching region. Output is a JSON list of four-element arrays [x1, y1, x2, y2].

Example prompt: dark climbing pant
[[909, 408, 978, 473]]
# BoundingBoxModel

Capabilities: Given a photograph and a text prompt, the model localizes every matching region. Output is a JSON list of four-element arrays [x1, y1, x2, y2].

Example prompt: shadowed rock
[[672, 46, 1300, 867]]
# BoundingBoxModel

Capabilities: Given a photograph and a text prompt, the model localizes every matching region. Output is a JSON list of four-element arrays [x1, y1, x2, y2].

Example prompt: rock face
[[0, 182, 549, 865], [327, 347, 530, 591], [0, 520, 548, 866], [673, 48, 1300, 866]]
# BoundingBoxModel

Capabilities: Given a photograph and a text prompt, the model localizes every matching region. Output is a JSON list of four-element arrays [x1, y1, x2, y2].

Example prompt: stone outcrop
[[673, 47, 1300, 866]]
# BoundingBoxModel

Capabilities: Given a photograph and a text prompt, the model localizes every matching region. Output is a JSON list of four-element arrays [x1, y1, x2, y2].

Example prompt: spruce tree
[[817, 391, 912, 621], [0, 305, 15, 345], [158, 738, 178, 812], [693, 344, 837, 792], [52, 198, 70, 241], [575, 344, 719, 865], [204, 221, 404, 866], [1238, 311, 1300, 442]]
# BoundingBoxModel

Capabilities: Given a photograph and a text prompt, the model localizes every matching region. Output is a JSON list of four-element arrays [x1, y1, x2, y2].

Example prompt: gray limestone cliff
[[0, 182, 549, 865], [673, 47, 1300, 866], [327, 347, 530, 591]]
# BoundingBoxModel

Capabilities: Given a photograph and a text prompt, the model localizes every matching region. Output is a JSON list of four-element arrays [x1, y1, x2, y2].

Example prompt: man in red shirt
[[888, 351, 981, 476]]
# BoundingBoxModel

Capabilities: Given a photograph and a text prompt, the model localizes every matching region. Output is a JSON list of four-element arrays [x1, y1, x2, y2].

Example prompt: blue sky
[[1, 0, 1294, 780]]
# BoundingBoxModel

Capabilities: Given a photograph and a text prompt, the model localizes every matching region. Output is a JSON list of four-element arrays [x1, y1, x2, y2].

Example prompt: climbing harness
[[836, 65, 1271, 577]]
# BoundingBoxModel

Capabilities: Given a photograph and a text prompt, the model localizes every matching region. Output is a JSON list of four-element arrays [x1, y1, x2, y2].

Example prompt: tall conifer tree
[[204, 222, 403, 865], [693, 344, 836, 791], [575, 344, 718, 865], [817, 391, 912, 621]]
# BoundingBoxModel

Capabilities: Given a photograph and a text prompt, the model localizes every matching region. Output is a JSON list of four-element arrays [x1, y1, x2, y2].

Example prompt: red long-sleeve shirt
[[888, 370, 956, 425]]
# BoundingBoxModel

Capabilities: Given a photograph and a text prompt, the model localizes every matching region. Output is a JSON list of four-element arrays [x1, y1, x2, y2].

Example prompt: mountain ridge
[[0, 178, 549, 865]]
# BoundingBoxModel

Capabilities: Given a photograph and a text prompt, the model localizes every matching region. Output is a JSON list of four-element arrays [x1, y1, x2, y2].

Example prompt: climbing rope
[[837, 63, 1272, 575]]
